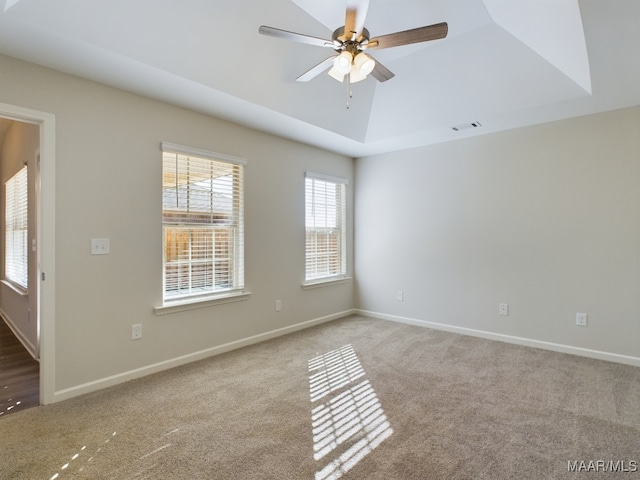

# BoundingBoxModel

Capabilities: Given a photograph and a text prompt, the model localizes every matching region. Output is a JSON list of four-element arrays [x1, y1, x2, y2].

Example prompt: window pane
[[5, 167, 28, 289], [162, 150, 244, 301], [305, 175, 346, 282]]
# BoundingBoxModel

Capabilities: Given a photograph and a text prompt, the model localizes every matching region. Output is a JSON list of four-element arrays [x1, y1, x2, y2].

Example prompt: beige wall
[[0, 54, 354, 396], [355, 106, 640, 361]]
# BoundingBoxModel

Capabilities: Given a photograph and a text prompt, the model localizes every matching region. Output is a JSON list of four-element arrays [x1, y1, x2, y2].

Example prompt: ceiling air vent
[[451, 121, 482, 132]]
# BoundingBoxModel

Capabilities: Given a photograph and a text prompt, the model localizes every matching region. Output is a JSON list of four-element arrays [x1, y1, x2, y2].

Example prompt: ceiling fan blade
[[369, 22, 448, 50], [296, 56, 337, 82], [369, 57, 395, 82], [344, 0, 370, 41], [259, 25, 334, 48]]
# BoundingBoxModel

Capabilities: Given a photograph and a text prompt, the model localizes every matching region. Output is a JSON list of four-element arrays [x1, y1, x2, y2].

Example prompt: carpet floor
[[1, 315, 638, 479]]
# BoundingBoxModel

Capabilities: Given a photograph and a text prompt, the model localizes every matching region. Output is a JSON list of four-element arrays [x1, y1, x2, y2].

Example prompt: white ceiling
[[0, 0, 638, 157]]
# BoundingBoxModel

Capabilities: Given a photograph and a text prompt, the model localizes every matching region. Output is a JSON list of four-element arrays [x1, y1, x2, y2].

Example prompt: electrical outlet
[[576, 313, 588, 327], [499, 303, 509, 316], [131, 323, 142, 340], [396, 291, 404, 302], [275, 299, 281, 312]]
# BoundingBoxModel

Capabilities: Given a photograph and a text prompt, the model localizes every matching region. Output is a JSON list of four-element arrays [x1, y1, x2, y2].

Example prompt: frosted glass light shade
[[328, 66, 346, 82], [327, 51, 353, 82], [354, 53, 375, 76], [333, 51, 353, 74], [349, 67, 367, 83]]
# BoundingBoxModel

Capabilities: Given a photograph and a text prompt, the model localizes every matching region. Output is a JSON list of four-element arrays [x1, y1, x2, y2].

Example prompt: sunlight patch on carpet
[[309, 344, 393, 480]]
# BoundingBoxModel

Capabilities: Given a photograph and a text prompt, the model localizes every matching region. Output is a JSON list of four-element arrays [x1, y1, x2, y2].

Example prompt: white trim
[[0, 102, 56, 405], [355, 309, 640, 368], [0, 279, 27, 296], [305, 171, 349, 185], [302, 276, 352, 290], [155, 290, 252, 315], [51, 309, 356, 403], [0, 308, 37, 360], [161, 142, 247, 166]]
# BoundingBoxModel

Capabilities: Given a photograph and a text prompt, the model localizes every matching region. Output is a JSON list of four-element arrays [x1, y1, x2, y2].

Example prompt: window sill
[[1, 280, 28, 296], [302, 277, 352, 290], [154, 291, 252, 316]]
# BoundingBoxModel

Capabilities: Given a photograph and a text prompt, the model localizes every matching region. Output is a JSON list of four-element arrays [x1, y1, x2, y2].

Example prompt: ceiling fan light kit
[[328, 51, 375, 83], [259, 0, 448, 95]]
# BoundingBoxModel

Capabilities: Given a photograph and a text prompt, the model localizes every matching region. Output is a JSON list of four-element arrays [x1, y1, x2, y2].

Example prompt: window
[[305, 173, 347, 283], [5, 166, 28, 290], [162, 143, 245, 303]]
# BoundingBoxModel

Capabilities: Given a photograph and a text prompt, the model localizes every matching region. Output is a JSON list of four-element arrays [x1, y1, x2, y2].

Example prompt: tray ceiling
[[0, 0, 638, 157]]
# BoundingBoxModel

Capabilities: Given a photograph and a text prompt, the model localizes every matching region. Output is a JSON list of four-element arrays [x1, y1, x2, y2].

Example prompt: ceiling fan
[[259, 0, 448, 84]]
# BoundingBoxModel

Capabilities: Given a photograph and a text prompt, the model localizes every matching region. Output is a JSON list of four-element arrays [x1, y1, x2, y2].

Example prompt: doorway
[[0, 102, 55, 406]]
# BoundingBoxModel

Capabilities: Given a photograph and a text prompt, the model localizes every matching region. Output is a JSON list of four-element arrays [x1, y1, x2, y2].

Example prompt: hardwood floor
[[0, 318, 39, 418]]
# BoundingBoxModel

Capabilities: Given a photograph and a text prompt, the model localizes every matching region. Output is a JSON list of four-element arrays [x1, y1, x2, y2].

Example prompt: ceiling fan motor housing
[[332, 26, 371, 54]]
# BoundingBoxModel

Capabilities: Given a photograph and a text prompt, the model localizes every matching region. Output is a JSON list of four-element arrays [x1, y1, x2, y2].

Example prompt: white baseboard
[[52, 309, 356, 403], [355, 309, 640, 368], [0, 308, 38, 360]]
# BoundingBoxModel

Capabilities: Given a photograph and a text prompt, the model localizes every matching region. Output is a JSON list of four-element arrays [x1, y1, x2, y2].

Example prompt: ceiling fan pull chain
[[346, 74, 353, 109]]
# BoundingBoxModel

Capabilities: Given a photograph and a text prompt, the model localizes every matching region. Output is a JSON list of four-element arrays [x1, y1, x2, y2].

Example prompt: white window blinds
[[5, 166, 28, 289], [162, 143, 245, 302], [305, 173, 347, 282]]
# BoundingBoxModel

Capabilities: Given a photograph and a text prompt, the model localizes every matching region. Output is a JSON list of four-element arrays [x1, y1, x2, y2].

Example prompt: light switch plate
[[91, 238, 110, 255]]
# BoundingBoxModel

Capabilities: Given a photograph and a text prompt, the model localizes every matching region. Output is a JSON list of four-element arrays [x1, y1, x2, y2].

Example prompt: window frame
[[304, 172, 348, 286], [160, 142, 246, 307]]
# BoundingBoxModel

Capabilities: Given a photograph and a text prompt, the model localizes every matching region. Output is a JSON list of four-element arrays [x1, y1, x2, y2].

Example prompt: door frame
[[0, 102, 55, 405]]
